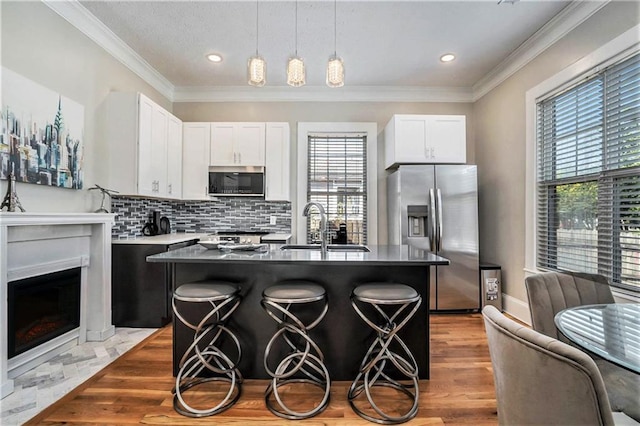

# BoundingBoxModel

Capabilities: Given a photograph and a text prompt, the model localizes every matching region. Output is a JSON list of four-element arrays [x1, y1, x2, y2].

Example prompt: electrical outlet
[[270, 215, 277, 225]]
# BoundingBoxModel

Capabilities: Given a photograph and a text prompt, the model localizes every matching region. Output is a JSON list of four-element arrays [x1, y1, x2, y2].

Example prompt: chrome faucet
[[303, 202, 329, 255]]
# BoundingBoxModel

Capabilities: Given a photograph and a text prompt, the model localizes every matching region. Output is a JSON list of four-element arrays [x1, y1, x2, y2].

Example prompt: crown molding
[[471, 0, 610, 101], [43, 0, 175, 100], [172, 85, 474, 103]]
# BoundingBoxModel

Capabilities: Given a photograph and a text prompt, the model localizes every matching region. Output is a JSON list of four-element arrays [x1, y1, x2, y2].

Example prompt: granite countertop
[[146, 244, 450, 266], [112, 233, 210, 245]]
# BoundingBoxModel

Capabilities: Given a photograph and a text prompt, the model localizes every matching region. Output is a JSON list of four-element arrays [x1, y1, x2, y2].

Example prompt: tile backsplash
[[111, 196, 291, 238]]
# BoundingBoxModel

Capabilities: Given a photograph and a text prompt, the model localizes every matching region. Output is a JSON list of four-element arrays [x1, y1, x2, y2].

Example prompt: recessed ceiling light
[[206, 53, 223, 63], [440, 53, 456, 63]]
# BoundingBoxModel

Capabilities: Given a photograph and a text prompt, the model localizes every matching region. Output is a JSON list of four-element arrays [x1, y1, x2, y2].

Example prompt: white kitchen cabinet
[[105, 92, 181, 198], [384, 114, 466, 169], [210, 122, 266, 166], [265, 122, 290, 201], [166, 115, 183, 198], [182, 122, 211, 200]]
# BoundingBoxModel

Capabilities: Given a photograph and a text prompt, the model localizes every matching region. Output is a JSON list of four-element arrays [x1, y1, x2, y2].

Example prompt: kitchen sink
[[280, 244, 370, 252]]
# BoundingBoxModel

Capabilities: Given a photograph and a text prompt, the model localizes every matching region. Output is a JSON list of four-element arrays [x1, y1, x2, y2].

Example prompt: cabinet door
[[137, 95, 155, 196], [236, 123, 266, 166], [265, 122, 290, 201], [425, 115, 466, 163], [166, 115, 183, 198], [210, 123, 235, 165], [183, 123, 211, 200], [395, 115, 429, 163], [150, 106, 168, 196]]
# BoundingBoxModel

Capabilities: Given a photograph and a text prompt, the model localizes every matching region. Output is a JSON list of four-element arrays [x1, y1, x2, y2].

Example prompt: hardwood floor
[[26, 314, 497, 425]]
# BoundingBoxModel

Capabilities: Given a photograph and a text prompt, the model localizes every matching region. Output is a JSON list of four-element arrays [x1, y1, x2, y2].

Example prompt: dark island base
[[172, 262, 430, 381]]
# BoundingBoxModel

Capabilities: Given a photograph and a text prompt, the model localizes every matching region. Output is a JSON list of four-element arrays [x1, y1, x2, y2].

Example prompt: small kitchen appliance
[[142, 211, 161, 236], [208, 166, 265, 196]]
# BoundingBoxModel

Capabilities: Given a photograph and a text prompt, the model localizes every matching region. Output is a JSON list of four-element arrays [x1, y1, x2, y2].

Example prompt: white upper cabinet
[[182, 123, 211, 200], [166, 115, 183, 198], [265, 122, 290, 201], [105, 92, 181, 198], [385, 114, 466, 169], [210, 122, 266, 166]]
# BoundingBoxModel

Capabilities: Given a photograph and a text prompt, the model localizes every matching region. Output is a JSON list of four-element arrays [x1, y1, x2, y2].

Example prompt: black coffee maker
[[142, 211, 160, 236]]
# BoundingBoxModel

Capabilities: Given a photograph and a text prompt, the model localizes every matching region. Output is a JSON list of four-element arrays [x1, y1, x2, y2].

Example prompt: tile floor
[[0, 328, 157, 426]]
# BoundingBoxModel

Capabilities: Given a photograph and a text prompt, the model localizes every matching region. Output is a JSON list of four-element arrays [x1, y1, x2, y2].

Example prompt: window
[[536, 52, 640, 291], [296, 122, 378, 245], [306, 134, 367, 244]]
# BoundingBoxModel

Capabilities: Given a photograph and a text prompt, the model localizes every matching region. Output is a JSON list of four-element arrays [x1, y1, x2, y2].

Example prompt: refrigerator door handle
[[429, 188, 437, 252], [437, 188, 443, 252]]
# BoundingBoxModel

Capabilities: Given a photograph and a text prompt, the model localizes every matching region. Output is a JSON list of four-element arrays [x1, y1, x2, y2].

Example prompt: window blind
[[307, 134, 367, 245], [536, 52, 640, 291]]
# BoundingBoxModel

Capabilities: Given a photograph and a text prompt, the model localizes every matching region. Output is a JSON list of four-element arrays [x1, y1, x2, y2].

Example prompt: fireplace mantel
[[0, 212, 116, 399]]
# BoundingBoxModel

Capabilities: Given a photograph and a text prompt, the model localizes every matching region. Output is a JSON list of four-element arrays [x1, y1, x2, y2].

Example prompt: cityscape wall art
[[1, 67, 85, 189]]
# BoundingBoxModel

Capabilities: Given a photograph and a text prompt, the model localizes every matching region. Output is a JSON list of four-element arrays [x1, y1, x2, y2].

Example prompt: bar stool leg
[[172, 284, 243, 417], [262, 283, 331, 420], [348, 284, 421, 424]]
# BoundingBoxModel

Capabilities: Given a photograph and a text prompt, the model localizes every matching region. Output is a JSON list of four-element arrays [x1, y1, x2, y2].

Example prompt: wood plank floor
[[26, 314, 497, 425]]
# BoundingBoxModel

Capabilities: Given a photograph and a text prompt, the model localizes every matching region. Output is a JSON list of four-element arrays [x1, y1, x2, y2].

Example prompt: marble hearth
[[0, 213, 115, 399]]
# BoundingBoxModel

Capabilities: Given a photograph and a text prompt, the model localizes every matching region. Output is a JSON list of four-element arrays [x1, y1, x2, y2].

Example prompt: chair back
[[525, 271, 614, 341], [482, 305, 615, 426]]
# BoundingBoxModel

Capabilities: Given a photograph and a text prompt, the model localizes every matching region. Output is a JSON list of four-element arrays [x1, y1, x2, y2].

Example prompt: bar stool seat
[[172, 280, 242, 418], [353, 283, 419, 303], [349, 282, 421, 424], [262, 280, 330, 420]]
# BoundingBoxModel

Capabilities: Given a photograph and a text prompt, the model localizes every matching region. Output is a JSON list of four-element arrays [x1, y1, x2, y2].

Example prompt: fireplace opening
[[8, 267, 81, 359]]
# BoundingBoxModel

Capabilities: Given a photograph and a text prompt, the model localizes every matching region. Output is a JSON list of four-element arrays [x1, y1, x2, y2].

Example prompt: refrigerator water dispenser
[[407, 205, 428, 237]]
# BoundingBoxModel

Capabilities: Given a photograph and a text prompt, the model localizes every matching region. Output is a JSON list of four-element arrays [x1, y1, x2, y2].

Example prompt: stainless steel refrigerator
[[387, 165, 480, 311]]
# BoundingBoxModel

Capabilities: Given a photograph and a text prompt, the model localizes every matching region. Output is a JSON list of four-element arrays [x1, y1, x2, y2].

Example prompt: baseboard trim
[[503, 294, 531, 326]]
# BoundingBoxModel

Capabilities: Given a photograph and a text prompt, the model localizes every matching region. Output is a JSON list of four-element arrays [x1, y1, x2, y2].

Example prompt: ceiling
[[67, 0, 587, 101]]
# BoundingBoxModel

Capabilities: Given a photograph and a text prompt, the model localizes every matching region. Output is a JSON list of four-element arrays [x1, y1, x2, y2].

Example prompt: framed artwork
[[1, 67, 85, 189]]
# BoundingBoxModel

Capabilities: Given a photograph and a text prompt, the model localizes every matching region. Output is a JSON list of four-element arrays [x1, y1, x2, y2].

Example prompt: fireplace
[[8, 268, 81, 359]]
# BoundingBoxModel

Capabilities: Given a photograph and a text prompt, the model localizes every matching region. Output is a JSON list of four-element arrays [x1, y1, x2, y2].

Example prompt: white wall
[[474, 1, 640, 319], [0, 2, 172, 213]]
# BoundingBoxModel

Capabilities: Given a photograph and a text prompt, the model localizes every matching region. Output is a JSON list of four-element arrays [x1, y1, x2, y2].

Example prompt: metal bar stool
[[261, 281, 331, 419], [348, 282, 422, 424], [172, 281, 242, 417]]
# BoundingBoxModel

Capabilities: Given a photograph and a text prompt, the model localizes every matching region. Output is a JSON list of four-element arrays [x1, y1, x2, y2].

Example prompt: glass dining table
[[555, 303, 640, 374]]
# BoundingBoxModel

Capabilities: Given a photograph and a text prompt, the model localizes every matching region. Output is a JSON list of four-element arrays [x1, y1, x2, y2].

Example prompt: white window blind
[[306, 134, 367, 245], [536, 52, 640, 291]]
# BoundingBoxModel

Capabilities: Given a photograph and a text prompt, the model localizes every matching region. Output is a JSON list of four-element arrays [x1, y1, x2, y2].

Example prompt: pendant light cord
[[295, 0, 298, 56], [255, 0, 259, 55], [334, 0, 337, 56]]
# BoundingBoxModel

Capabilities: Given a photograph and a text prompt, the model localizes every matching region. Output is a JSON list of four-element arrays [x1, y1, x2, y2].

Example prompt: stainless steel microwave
[[208, 166, 265, 196]]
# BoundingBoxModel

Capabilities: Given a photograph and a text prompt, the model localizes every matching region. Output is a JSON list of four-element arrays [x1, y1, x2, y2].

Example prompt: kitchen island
[[147, 244, 449, 380]]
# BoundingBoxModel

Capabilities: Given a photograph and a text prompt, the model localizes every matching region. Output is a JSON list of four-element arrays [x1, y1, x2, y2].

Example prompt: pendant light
[[248, 0, 266, 86], [287, 0, 306, 87], [326, 0, 344, 87]]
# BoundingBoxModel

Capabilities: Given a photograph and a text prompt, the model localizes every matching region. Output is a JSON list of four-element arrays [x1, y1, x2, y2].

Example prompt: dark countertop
[[146, 244, 449, 266]]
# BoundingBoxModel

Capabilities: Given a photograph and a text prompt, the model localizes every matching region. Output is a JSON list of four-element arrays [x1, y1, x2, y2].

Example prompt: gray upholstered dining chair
[[525, 271, 639, 421], [524, 271, 614, 343], [482, 305, 639, 426]]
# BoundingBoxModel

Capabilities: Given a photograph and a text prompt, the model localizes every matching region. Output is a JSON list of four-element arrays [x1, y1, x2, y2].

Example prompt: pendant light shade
[[247, 0, 266, 87], [248, 55, 266, 87], [287, 56, 306, 87], [287, 1, 306, 87], [326, 0, 344, 87], [326, 55, 344, 87]]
